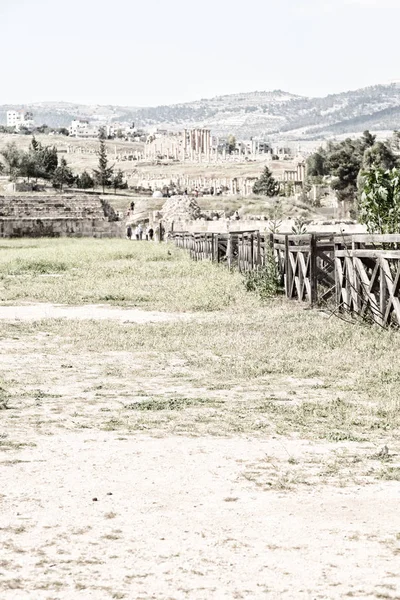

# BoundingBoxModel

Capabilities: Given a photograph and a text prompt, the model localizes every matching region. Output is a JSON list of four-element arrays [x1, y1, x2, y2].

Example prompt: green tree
[[359, 168, 400, 233], [227, 134, 236, 154], [19, 153, 39, 182], [306, 148, 328, 178], [76, 170, 94, 189], [363, 141, 398, 171], [39, 145, 58, 179], [29, 137, 58, 180], [52, 157, 75, 192], [1, 142, 21, 179], [93, 128, 113, 192], [326, 138, 364, 202], [111, 169, 127, 194], [253, 166, 280, 197], [360, 130, 376, 152], [30, 136, 40, 153]]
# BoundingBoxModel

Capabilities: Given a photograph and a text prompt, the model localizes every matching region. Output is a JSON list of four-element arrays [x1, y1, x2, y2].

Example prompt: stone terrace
[[0, 194, 123, 238]]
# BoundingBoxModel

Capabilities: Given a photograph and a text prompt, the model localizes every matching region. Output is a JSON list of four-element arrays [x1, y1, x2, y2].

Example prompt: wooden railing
[[334, 234, 400, 327], [170, 231, 400, 327]]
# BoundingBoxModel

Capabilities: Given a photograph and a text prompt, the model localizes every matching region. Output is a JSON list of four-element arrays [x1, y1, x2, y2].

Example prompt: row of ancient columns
[[183, 129, 211, 159], [130, 175, 258, 196]]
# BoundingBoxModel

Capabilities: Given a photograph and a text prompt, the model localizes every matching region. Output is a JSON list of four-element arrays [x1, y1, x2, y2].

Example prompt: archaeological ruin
[[0, 194, 123, 238]]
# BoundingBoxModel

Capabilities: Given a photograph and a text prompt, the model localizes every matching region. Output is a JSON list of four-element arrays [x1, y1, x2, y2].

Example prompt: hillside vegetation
[[3, 84, 400, 139]]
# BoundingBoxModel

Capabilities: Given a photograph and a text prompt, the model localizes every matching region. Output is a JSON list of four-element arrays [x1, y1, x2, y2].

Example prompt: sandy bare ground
[[0, 314, 400, 599], [0, 304, 195, 323], [1, 434, 399, 600]]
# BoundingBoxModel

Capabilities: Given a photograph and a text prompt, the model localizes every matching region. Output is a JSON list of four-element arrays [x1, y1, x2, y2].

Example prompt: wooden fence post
[[379, 256, 387, 327], [284, 234, 291, 298], [227, 233, 233, 269], [310, 233, 317, 307]]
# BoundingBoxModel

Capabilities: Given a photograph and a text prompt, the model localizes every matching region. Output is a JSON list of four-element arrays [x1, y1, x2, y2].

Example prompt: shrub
[[244, 246, 281, 300]]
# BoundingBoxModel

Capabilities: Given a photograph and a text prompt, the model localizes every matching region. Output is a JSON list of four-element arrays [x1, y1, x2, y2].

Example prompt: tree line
[[0, 128, 127, 194], [307, 130, 400, 233]]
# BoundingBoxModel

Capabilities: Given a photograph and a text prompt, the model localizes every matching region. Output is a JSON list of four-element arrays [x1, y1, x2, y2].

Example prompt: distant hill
[[2, 84, 400, 139]]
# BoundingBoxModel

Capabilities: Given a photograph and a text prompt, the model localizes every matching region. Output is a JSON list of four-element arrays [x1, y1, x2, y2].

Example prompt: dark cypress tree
[[253, 166, 280, 197], [93, 127, 114, 193]]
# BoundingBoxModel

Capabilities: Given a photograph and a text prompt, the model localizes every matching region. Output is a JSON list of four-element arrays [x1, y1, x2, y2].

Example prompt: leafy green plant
[[291, 217, 308, 234], [267, 199, 283, 233], [244, 246, 281, 300], [359, 168, 400, 233]]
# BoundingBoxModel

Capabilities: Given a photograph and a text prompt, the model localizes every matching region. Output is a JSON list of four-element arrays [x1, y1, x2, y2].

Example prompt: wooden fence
[[171, 230, 400, 327]]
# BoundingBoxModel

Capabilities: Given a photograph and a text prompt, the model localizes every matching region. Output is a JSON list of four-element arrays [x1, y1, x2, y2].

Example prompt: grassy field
[[0, 239, 399, 598], [0, 238, 253, 311], [1, 238, 399, 453]]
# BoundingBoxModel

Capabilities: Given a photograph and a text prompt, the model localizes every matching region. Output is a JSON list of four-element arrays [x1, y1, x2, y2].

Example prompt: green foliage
[[253, 166, 280, 197], [227, 134, 236, 154], [19, 150, 40, 182], [361, 130, 376, 150], [52, 157, 75, 191], [111, 169, 128, 193], [1, 137, 60, 182], [363, 141, 398, 171], [29, 137, 58, 179], [326, 138, 363, 202], [1, 142, 21, 179], [93, 130, 114, 192], [244, 246, 281, 300], [359, 168, 400, 233], [307, 148, 328, 177], [307, 131, 399, 207], [291, 217, 308, 234], [76, 170, 94, 189]]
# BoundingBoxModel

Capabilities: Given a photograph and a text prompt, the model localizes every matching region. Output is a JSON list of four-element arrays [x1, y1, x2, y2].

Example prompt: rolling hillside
[[2, 84, 400, 139]]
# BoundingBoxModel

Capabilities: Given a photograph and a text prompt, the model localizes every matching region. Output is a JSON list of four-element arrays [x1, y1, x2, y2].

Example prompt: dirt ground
[[1, 434, 399, 600], [1, 303, 400, 599]]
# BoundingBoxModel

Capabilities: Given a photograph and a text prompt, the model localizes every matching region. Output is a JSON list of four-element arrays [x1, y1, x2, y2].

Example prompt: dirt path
[[1, 434, 399, 600], [0, 303, 195, 323]]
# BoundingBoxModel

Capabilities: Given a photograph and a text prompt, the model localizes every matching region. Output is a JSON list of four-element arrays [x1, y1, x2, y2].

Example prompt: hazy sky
[[1, 0, 399, 107]]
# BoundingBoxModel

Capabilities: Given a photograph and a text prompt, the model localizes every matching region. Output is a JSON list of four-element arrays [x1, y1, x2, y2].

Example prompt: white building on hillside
[[7, 110, 35, 131], [69, 119, 99, 138]]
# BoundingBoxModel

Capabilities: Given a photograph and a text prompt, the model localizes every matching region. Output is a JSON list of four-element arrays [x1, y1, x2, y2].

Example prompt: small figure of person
[[130, 201, 135, 212], [126, 225, 132, 239], [148, 227, 154, 241], [135, 225, 140, 240], [137, 223, 143, 240]]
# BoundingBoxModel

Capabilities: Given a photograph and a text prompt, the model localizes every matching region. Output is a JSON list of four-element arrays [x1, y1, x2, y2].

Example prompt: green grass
[[0, 238, 255, 312], [1, 237, 400, 455], [2, 294, 400, 442]]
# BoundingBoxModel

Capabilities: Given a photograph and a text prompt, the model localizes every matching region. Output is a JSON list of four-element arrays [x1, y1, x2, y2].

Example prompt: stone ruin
[[160, 195, 203, 226], [0, 194, 123, 238]]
